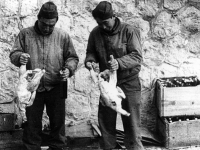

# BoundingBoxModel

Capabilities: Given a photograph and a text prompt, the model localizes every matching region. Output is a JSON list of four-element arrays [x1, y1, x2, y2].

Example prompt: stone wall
[[1, 0, 200, 135]]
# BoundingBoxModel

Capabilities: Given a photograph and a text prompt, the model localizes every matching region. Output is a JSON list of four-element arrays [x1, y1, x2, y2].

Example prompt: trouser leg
[[22, 92, 45, 150], [98, 102, 117, 149], [121, 91, 144, 150], [46, 86, 66, 149]]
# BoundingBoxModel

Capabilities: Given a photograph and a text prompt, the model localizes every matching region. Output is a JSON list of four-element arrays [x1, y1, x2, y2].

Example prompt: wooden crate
[[0, 101, 15, 114], [156, 77, 200, 117], [0, 129, 23, 149], [157, 117, 200, 149], [0, 114, 15, 131]]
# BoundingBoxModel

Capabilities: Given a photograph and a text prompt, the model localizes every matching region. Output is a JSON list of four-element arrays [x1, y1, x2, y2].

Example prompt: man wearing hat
[[10, 2, 79, 150], [85, 1, 144, 150]]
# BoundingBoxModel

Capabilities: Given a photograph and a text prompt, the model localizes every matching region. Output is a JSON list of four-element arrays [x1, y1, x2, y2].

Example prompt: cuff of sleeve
[[84, 60, 97, 70]]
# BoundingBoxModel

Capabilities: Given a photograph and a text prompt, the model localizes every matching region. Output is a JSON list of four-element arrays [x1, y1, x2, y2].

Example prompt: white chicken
[[89, 57, 130, 117], [16, 65, 45, 122]]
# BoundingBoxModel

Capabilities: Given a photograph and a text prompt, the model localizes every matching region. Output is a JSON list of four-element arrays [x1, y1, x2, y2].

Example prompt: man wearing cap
[[10, 2, 79, 150], [85, 1, 144, 150]]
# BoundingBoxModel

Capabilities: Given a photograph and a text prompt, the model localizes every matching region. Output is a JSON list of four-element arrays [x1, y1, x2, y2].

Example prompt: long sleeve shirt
[[10, 21, 79, 92], [85, 18, 142, 85]]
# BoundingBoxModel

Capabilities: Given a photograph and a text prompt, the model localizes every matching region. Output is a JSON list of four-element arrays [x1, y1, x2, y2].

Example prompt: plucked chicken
[[16, 65, 45, 122], [89, 62, 130, 117]]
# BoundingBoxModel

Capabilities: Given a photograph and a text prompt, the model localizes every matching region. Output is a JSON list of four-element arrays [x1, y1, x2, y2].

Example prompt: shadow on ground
[[41, 137, 165, 150]]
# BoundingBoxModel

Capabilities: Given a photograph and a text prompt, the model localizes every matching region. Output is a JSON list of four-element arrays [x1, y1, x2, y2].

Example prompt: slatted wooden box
[[0, 101, 15, 114], [156, 76, 200, 117], [157, 117, 200, 149], [0, 101, 16, 131], [0, 129, 23, 149], [0, 113, 15, 131]]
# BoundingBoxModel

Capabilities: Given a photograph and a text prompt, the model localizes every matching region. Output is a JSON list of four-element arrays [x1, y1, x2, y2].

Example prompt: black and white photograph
[[0, 0, 200, 150]]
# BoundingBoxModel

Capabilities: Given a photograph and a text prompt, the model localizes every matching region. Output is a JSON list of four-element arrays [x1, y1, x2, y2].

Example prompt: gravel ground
[[145, 146, 200, 150], [40, 115, 200, 150], [41, 145, 200, 150], [40, 139, 200, 150]]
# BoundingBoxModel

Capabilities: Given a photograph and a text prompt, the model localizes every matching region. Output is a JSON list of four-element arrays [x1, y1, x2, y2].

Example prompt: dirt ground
[[29, 115, 200, 150], [45, 115, 199, 150], [40, 138, 200, 150]]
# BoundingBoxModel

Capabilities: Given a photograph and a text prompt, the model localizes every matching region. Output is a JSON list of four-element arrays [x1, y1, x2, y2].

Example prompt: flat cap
[[92, 1, 113, 20], [38, 1, 58, 19]]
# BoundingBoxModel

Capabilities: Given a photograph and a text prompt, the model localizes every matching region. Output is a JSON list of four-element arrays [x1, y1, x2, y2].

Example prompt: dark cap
[[92, 1, 113, 20], [38, 2, 58, 19]]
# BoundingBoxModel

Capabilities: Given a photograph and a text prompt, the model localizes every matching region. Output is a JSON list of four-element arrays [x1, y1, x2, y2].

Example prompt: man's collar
[[100, 17, 121, 35], [34, 21, 42, 35], [34, 20, 54, 36]]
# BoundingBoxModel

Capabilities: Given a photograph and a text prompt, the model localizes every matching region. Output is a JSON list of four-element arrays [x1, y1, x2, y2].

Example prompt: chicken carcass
[[16, 65, 45, 122], [90, 66, 130, 117]]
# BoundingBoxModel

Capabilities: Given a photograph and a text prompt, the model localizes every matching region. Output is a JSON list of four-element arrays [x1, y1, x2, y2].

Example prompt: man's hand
[[108, 55, 119, 71], [86, 62, 99, 72], [20, 53, 30, 65], [86, 62, 93, 70], [60, 68, 70, 81]]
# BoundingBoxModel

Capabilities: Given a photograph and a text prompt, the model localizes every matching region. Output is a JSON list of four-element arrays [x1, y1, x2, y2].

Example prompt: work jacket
[[85, 18, 142, 85], [10, 21, 79, 91]]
